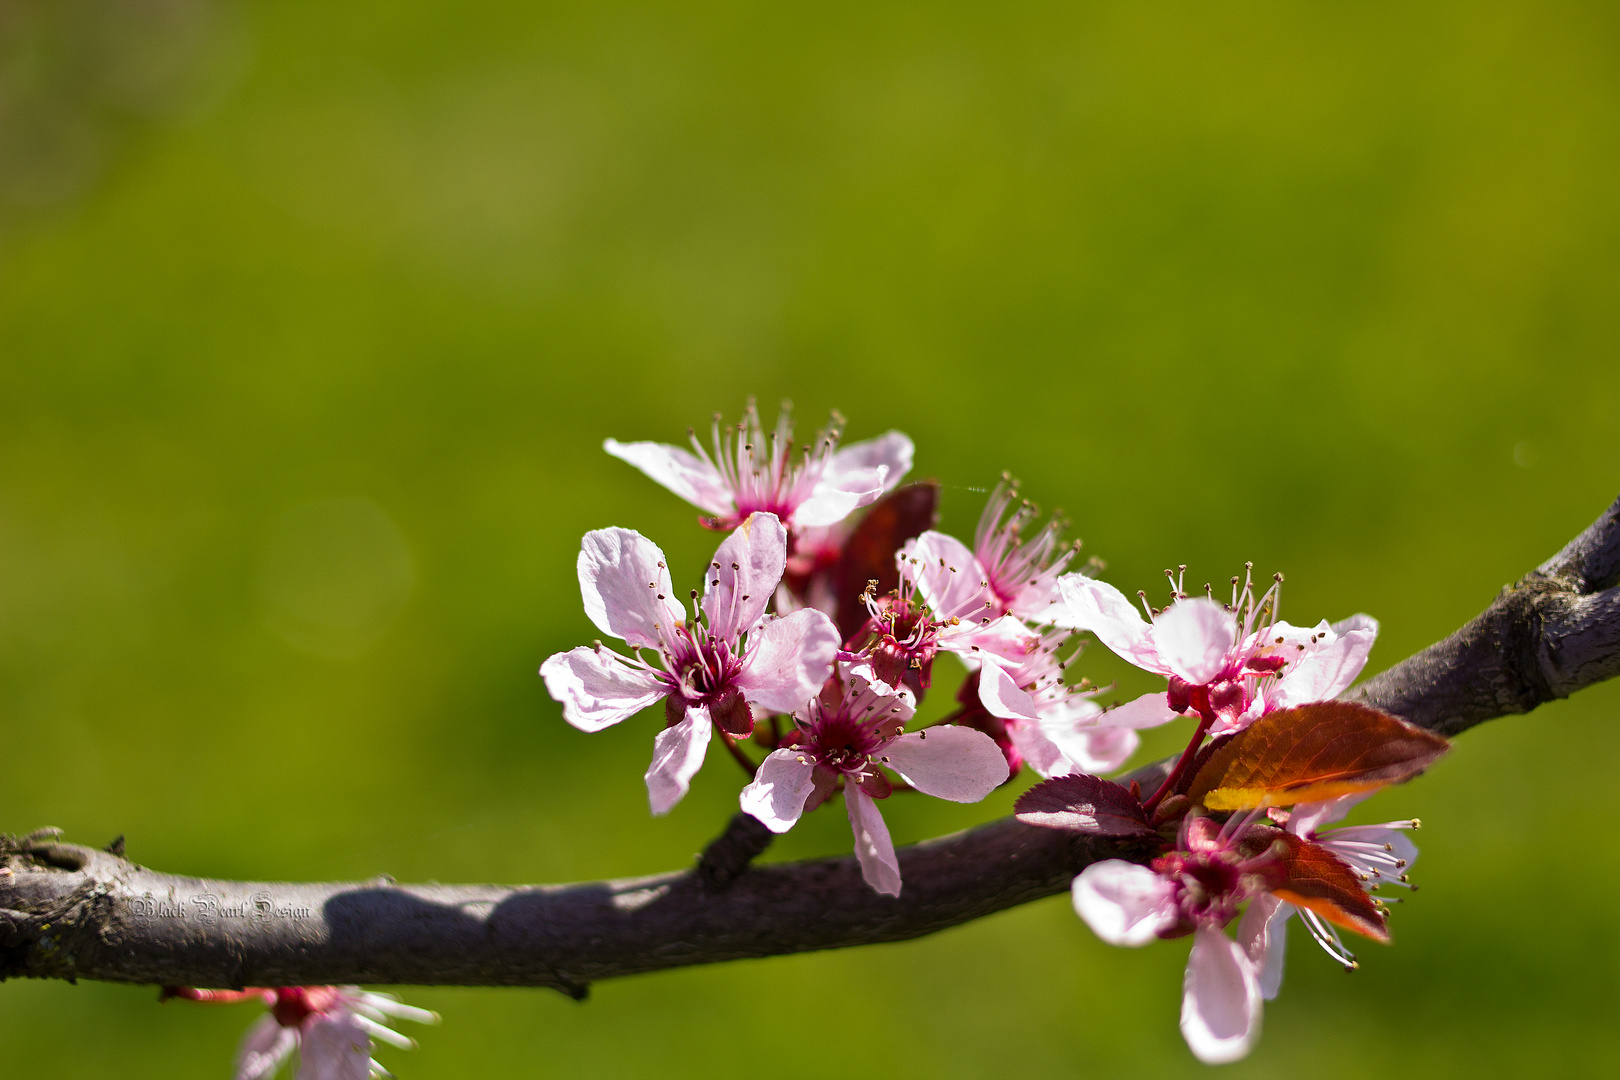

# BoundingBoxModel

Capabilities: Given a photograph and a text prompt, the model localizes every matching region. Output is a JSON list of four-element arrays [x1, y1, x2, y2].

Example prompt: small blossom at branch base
[[604, 399, 913, 533], [739, 662, 1007, 895], [541, 514, 840, 814], [164, 985, 437, 1080]]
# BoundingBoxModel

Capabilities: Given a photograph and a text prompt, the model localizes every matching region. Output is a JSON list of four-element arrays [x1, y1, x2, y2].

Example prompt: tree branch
[[5, 494, 1619, 995]]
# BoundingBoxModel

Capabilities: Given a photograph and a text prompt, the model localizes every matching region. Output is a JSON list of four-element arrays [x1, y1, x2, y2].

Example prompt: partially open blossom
[[850, 565, 1035, 693], [165, 985, 436, 1080], [1238, 794, 1422, 998], [604, 400, 913, 534], [1056, 566, 1377, 736], [739, 662, 1008, 896], [951, 630, 1139, 778], [897, 482, 1086, 636], [541, 514, 841, 814]]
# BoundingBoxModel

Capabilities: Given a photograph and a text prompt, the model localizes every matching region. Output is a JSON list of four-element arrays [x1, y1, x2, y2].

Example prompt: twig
[[3, 494, 1618, 994]]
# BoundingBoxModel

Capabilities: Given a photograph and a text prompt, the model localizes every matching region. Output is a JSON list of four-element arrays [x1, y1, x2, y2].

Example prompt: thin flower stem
[[719, 732, 759, 778], [1141, 712, 1214, 814]]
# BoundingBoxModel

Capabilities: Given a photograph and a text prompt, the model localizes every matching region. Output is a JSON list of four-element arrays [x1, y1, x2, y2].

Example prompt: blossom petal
[[540, 647, 668, 732], [905, 531, 996, 622], [1325, 825, 1420, 871], [233, 1015, 298, 1080], [793, 432, 912, 528], [577, 527, 686, 650], [1181, 926, 1263, 1065], [645, 707, 713, 815], [1072, 860, 1177, 946], [1332, 613, 1380, 637], [845, 784, 902, 896], [1289, 791, 1372, 836], [703, 513, 788, 640], [738, 749, 818, 833], [881, 726, 1009, 802], [1053, 575, 1165, 673], [603, 438, 734, 517], [1099, 690, 1182, 730], [1269, 620, 1379, 709], [1059, 725, 1141, 775], [976, 659, 1041, 723], [1155, 598, 1237, 685], [1005, 720, 1071, 778], [736, 608, 841, 713], [297, 1012, 373, 1080], [827, 430, 914, 488], [938, 614, 1039, 664], [1238, 894, 1293, 1000]]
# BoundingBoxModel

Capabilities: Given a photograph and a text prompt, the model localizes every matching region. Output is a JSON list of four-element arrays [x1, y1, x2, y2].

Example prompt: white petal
[[976, 659, 1041, 723], [793, 432, 913, 528], [1006, 720, 1072, 778], [1154, 598, 1237, 685], [1237, 894, 1293, 1001], [738, 749, 818, 833], [1269, 623, 1378, 708], [1331, 612, 1380, 637], [937, 614, 1038, 664], [577, 527, 686, 650], [603, 438, 734, 517], [1053, 575, 1165, 673], [1289, 792, 1371, 835], [791, 487, 867, 530], [736, 608, 840, 713], [702, 513, 787, 641], [825, 430, 914, 491], [845, 784, 902, 896], [1181, 927, 1263, 1065], [296, 1012, 373, 1080], [1072, 860, 1177, 947], [233, 1016, 298, 1080], [645, 708, 713, 815], [540, 647, 668, 732], [881, 726, 1009, 802], [1099, 690, 1182, 730], [1325, 825, 1420, 871], [1063, 725, 1140, 774], [905, 531, 996, 622]]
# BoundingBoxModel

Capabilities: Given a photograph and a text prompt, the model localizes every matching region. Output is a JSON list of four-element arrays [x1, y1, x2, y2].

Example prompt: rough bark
[[4, 494, 1618, 996]]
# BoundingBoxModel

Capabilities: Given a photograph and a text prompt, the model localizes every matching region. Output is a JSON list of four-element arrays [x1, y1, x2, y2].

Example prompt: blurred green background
[[3, 1, 1619, 1076]]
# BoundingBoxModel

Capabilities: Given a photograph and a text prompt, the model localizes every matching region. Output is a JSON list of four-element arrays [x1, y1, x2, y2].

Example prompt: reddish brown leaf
[[833, 482, 940, 641], [1256, 828, 1391, 943], [1184, 701, 1449, 811], [1014, 774, 1155, 837]]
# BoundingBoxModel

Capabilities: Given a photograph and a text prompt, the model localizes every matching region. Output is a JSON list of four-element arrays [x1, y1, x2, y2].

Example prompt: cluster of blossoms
[[153, 401, 1448, 1074], [164, 985, 437, 1079], [542, 400, 1449, 1064]]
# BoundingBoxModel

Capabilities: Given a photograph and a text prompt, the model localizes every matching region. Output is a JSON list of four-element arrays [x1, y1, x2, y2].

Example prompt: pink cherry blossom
[[1074, 792, 1422, 1063], [167, 985, 436, 1080], [1238, 794, 1421, 997], [890, 537, 1139, 775], [739, 663, 1008, 896], [1072, 816, 1284, 1064], [967, 477, 1082, 622], [604, 400, 913, 533], [541, 513, 840, 815], [1055, 566, 1378, 736]]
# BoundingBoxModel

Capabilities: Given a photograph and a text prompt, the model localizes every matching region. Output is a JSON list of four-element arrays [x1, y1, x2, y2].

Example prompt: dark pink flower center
[[662, 625, 743, 706]]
